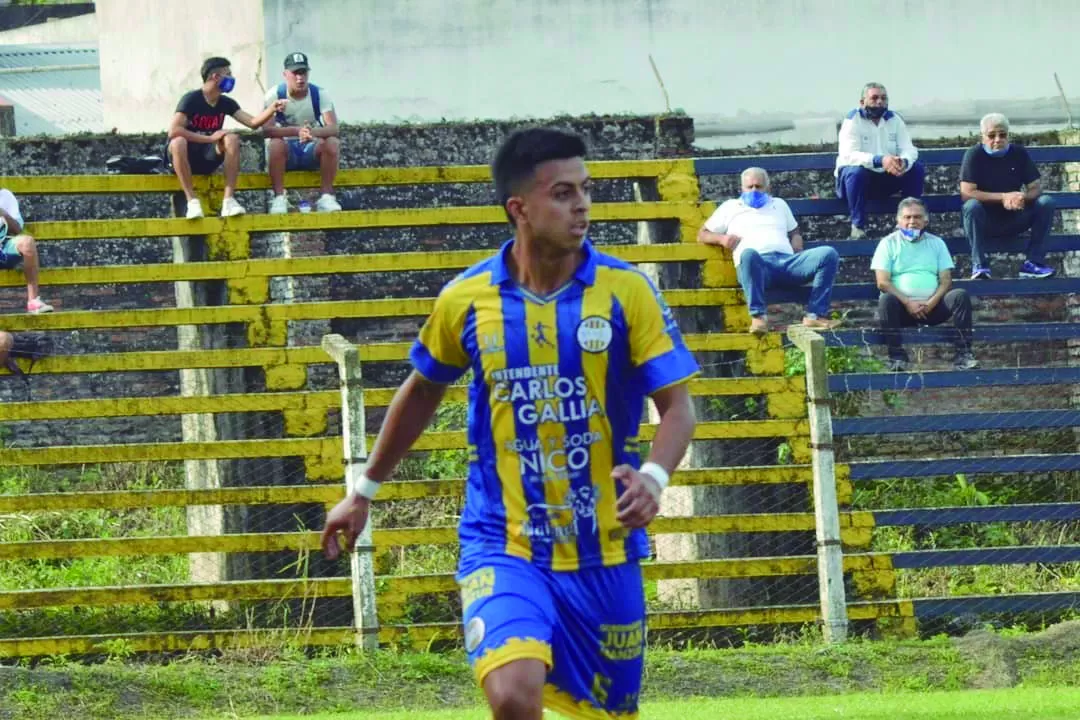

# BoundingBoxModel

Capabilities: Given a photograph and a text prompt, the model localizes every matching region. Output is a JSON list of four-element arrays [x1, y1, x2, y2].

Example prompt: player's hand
[[208, 130, 228, 143], [614, 465, 662, 529], [723, 234, 741, 251], [882, 155, 904, 176], [1003, 191, 1025, 211], [273, 99, 289, 113], [298, 125, 314, 143], [321, 494, 370, 561]]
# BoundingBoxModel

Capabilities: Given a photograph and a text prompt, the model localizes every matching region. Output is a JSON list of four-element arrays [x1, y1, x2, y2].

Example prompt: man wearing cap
[[263, 52, 342, 214]]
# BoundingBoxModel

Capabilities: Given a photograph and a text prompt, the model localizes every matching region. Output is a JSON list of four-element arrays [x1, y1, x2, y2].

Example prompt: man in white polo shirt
[[698, 167, 840, 336], [871, 197, 977, 371]]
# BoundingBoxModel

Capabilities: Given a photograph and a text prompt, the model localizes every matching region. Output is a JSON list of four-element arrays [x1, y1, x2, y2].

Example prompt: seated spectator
[[835, 82, 925, 239], [961, 113, 1055, 280], [264, 52, 342, 214], [699, 167, 840, 336], [872, 197, 977, 371], [0, 188, 53, 314], [168, 56, 287, 219]]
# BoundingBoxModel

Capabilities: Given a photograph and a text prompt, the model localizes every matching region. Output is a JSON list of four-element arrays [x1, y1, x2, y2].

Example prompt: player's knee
[[484, 661, 545, 720], [268, 138, 287, 158], [222, 133, 241, 151], [15, 234, 36, 255], [0, 331, 13, 353], [322, 136, 340, 156], [168, 136, 187, 155]]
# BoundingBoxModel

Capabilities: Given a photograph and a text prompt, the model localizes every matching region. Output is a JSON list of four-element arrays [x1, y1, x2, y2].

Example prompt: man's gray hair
[[861, 82, 887, 100], [896, 196, 928, 218], [741, 166, 769, 188], [980, 113, 1009, 133]]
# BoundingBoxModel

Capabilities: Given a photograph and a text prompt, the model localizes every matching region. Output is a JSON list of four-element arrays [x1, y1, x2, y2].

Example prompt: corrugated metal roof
[[0, 43, 101, 136]]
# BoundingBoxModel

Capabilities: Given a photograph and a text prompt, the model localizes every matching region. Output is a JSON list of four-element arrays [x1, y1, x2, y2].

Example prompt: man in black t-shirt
[[960, 113, 1055, 280], [168, 56, 286, 219]]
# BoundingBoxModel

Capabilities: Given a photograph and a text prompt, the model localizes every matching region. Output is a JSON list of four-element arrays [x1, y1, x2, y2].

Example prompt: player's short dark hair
[[201, 57, 231, 81], [492, 128, 588, 224]]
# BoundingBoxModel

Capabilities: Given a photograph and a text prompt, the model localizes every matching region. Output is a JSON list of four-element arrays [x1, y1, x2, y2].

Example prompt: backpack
[[5, 332, 53, 400], [106, 155, 166, 174], [276, 83, 322, 127]]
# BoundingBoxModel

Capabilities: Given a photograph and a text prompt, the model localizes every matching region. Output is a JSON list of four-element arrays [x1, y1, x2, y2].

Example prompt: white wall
[[97, 0, 266, 133], [263, 0, 1080, 145], [0, 13, 96, 45]]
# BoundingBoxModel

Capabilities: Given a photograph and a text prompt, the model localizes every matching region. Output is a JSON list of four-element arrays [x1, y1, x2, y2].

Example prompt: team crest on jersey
[[576, 316, 612, 353]]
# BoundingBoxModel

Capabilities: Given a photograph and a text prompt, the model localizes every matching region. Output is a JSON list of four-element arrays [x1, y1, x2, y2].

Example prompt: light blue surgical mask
[[218, 76, 236, 93], [982, 143, 1010, 157], [740, 190, 769, 209], [899, 227, 922, 241]]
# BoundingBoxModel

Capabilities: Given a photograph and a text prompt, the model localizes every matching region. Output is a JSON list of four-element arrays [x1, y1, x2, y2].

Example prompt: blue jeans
[[736, 247, 840, 318], [836, 161, 926, 229], [961, 195, 1054, 269]]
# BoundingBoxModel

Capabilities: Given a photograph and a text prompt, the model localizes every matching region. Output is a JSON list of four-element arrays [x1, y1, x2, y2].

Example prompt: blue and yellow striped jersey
[[409, 239, 700, 571]]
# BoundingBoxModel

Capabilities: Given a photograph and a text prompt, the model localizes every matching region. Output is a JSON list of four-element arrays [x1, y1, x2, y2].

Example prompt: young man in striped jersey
[[322, 127, 698, 719]]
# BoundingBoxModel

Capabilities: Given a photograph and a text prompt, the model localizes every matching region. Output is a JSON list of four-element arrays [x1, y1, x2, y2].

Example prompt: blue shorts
[[0, 237, 22, 270], [457, 553, 645, 718], [285, 139, 318, 171]]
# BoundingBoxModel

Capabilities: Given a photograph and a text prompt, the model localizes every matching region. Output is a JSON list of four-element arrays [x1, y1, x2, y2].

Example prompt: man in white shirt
[[835, 82, 924, 239], [263, 52, 342, 214], [0, 189, 53, 314], [698, 168, 840, 336]]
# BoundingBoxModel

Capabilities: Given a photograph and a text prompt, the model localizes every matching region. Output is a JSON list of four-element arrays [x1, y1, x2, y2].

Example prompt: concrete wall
[[263, 0, 1080, 146], [96, 0, 266, 133], [0, 13, 96, 45]]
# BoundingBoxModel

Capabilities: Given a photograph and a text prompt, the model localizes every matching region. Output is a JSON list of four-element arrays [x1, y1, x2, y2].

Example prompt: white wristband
[[354, 473, 381, 500], [639, 462, 670, 498]]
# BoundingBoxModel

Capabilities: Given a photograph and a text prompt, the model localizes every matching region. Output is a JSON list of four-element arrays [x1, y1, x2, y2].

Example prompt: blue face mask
[[740, 190, 769, 209], [899, 227, 922, 241], [218, 75, 236, 93], [863, 105, 887, 120], [982, 143, 1010, 157]]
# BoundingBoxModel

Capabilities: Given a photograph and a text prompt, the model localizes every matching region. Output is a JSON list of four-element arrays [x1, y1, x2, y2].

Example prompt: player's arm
[[365, 371, 447, 480], [234, 102, 285, 130], [321, 371, 447, 560]]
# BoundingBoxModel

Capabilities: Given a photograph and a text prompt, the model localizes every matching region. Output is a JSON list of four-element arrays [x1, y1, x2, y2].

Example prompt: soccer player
[[321, 128, 699, 719]]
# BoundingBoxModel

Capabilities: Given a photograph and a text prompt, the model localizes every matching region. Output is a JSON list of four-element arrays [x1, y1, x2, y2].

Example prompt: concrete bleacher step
[[830, 366, 1080, 392], [807, 234, 1080, 257], [849, 453, 1080, 479], [834, 409, 1080, 435], [768, 277, 1080, 306], [822, 321, 1080, 345]]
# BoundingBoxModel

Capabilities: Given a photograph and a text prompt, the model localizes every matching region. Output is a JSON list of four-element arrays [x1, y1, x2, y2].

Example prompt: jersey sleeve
[[409, 279, 471, 383], [1019, 146, 1040, 185], [223, 96, 242, 117], [624, 272, 700, 394], [174, 91, 194, 115], [934, 238, 955, 271], [317, 88, 335, 114], [263, 87, 278, 110], [959, 146, 979, 184], [778, 198, 798, 232]]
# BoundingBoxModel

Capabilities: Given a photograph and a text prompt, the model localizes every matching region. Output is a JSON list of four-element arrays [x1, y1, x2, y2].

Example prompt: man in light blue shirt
[[870, 197, 977, 371]]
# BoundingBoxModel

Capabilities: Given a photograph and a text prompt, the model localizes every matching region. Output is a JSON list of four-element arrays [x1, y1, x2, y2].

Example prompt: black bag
[[105, 155, 165, 174], [6, 332, 52, 386]]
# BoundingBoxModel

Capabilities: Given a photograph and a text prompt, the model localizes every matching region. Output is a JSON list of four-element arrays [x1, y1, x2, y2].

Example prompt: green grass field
[[241, 687, 1080, 720]]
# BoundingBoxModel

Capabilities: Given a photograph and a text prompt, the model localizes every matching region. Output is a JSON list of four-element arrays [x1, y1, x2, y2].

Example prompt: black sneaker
[[953, 352, 979, 370], [886, 357, 909, 372]]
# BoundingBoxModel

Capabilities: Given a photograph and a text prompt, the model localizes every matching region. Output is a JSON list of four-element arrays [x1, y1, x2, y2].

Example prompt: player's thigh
[[457, 554, 557, 687], [548, 561, 646, 715]]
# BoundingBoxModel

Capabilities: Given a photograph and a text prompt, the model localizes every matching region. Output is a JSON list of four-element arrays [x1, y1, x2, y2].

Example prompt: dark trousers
[[878, 289, 973, 360], [836, 161, 926, 229], [961, 195, 1054, 269]]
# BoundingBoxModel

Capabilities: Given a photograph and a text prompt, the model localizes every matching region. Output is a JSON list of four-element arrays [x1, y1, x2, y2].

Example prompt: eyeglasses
[[985, 131, 1008, 139]]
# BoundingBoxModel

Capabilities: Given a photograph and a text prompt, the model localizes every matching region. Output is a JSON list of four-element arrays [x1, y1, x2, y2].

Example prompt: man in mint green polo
[[871, 197, 978, 372]]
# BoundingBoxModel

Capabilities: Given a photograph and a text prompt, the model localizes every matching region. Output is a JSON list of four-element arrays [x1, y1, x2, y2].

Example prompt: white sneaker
[[185, 198, 204, 219], [316, 193, 342, 212], [269, 195, 289, 215], [221, 197, 246, 217]]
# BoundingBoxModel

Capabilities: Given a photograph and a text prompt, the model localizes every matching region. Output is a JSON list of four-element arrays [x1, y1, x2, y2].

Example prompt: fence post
[[787, 325, 848, 643], [321, 333, 379, 651]]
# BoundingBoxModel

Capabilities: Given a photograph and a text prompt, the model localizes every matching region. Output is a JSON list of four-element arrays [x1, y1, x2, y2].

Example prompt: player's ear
[[506, 196, 526, 226]]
